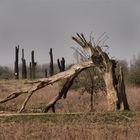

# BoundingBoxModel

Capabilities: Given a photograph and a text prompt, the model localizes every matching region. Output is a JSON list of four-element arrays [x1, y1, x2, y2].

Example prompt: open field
[[0, 112, 140, 140], [0, 80, 140, 140]]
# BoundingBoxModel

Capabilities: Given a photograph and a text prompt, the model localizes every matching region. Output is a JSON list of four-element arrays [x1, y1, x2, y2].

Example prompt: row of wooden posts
[[14, 46, 65, 79]]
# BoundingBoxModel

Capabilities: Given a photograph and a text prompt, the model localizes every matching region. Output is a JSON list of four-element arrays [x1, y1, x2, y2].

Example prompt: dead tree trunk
[[45, 68, 48, 78], [14, 46, 19, 79], [31, 50, 37, 79], [117, 66, 130, 110], [21, 49, 27, 79], [103, 70, 118, 111], [57, 57, 65, 72], [72, 33, 129, 111], [29, 62, 32, 79], [61, 57, 65, 71], [57, 59, 62, 72], [49, 48, 54, 76]]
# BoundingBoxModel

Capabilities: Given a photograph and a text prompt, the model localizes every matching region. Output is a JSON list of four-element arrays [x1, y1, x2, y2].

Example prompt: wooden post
[[14, 46, 19, 79], [21, 49, 27, 79], [49, 48, 54, 76]]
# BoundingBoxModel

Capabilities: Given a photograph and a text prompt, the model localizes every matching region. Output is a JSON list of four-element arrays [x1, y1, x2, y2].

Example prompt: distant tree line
[[0, 44, 140, 87], [118, 55, 140, 86], [0, 66, 13, 79]]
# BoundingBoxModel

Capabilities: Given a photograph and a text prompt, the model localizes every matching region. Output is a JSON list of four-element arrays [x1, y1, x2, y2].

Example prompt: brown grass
[[0, 80, 108, 113], [0, 80, 140, 140], [0, 80, 140, 113], [0, 122, 140, 140]]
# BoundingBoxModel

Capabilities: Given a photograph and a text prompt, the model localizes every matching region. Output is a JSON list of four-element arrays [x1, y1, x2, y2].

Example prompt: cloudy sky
[[0, 0, 140, 66]]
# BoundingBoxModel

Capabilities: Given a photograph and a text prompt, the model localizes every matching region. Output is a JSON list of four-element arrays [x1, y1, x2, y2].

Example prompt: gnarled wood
[[72, 33, 129, 111], [43, 73, 79, 113]]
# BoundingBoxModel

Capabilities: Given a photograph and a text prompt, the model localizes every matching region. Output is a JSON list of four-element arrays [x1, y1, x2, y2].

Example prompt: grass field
[[0, 112, 140, 140], [0, 80, 140, 140]]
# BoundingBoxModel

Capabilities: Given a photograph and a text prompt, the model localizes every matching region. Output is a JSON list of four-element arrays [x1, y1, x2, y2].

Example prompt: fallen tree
[[0, 33, 129, 112]]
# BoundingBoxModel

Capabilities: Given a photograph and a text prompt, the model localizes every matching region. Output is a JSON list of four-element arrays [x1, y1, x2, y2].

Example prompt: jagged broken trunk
[[72, 33, 129, 111], [103, 68, 118, 111]]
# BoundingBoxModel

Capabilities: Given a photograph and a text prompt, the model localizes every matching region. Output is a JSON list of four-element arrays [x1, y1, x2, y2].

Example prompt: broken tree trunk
[[14, 46, 19, 79], [57, 57, 65, 72], [45, 68, 48, 78], [117, 66, 130, 110], [49, 48, 54, 76], [31, 50, 37, 79], [57, 58, 62, 71], [29, 62, 32, 79], [72, 33, 129, 111], [21, 49, 27, 79], [103, 71, 118, 111]]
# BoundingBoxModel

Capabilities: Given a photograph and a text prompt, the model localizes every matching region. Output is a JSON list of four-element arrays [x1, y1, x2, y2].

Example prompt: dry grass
[[0, 80, 107, 113], [0, 80, 140, 113], [0, 122, 140, 140], [0, 80, 140, 140], [126, 86, 140, 111], [0, 112, 140, 140]]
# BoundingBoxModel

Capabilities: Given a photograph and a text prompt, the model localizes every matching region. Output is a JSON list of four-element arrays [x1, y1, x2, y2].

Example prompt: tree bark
[[43, 71, 81, 112], [103, 71, 118, 111], [117, 66, 130, 110]]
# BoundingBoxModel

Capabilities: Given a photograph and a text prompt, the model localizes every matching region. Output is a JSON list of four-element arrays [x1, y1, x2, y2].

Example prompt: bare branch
[[0, 89, 28, 104]]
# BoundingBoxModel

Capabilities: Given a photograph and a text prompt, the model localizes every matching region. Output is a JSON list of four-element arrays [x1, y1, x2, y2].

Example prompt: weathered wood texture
[[72, 33, 129, 111]]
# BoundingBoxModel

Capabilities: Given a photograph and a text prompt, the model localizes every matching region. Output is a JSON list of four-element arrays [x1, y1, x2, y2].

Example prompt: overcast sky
[[0, 0, 140, 66]]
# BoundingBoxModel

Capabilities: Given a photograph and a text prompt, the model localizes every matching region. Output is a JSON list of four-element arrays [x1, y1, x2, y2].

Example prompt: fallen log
[[0, 60, 95, 112]]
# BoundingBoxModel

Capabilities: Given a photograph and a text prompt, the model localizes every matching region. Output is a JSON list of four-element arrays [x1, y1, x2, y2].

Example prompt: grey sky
[[0, 0, 140, 66]]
